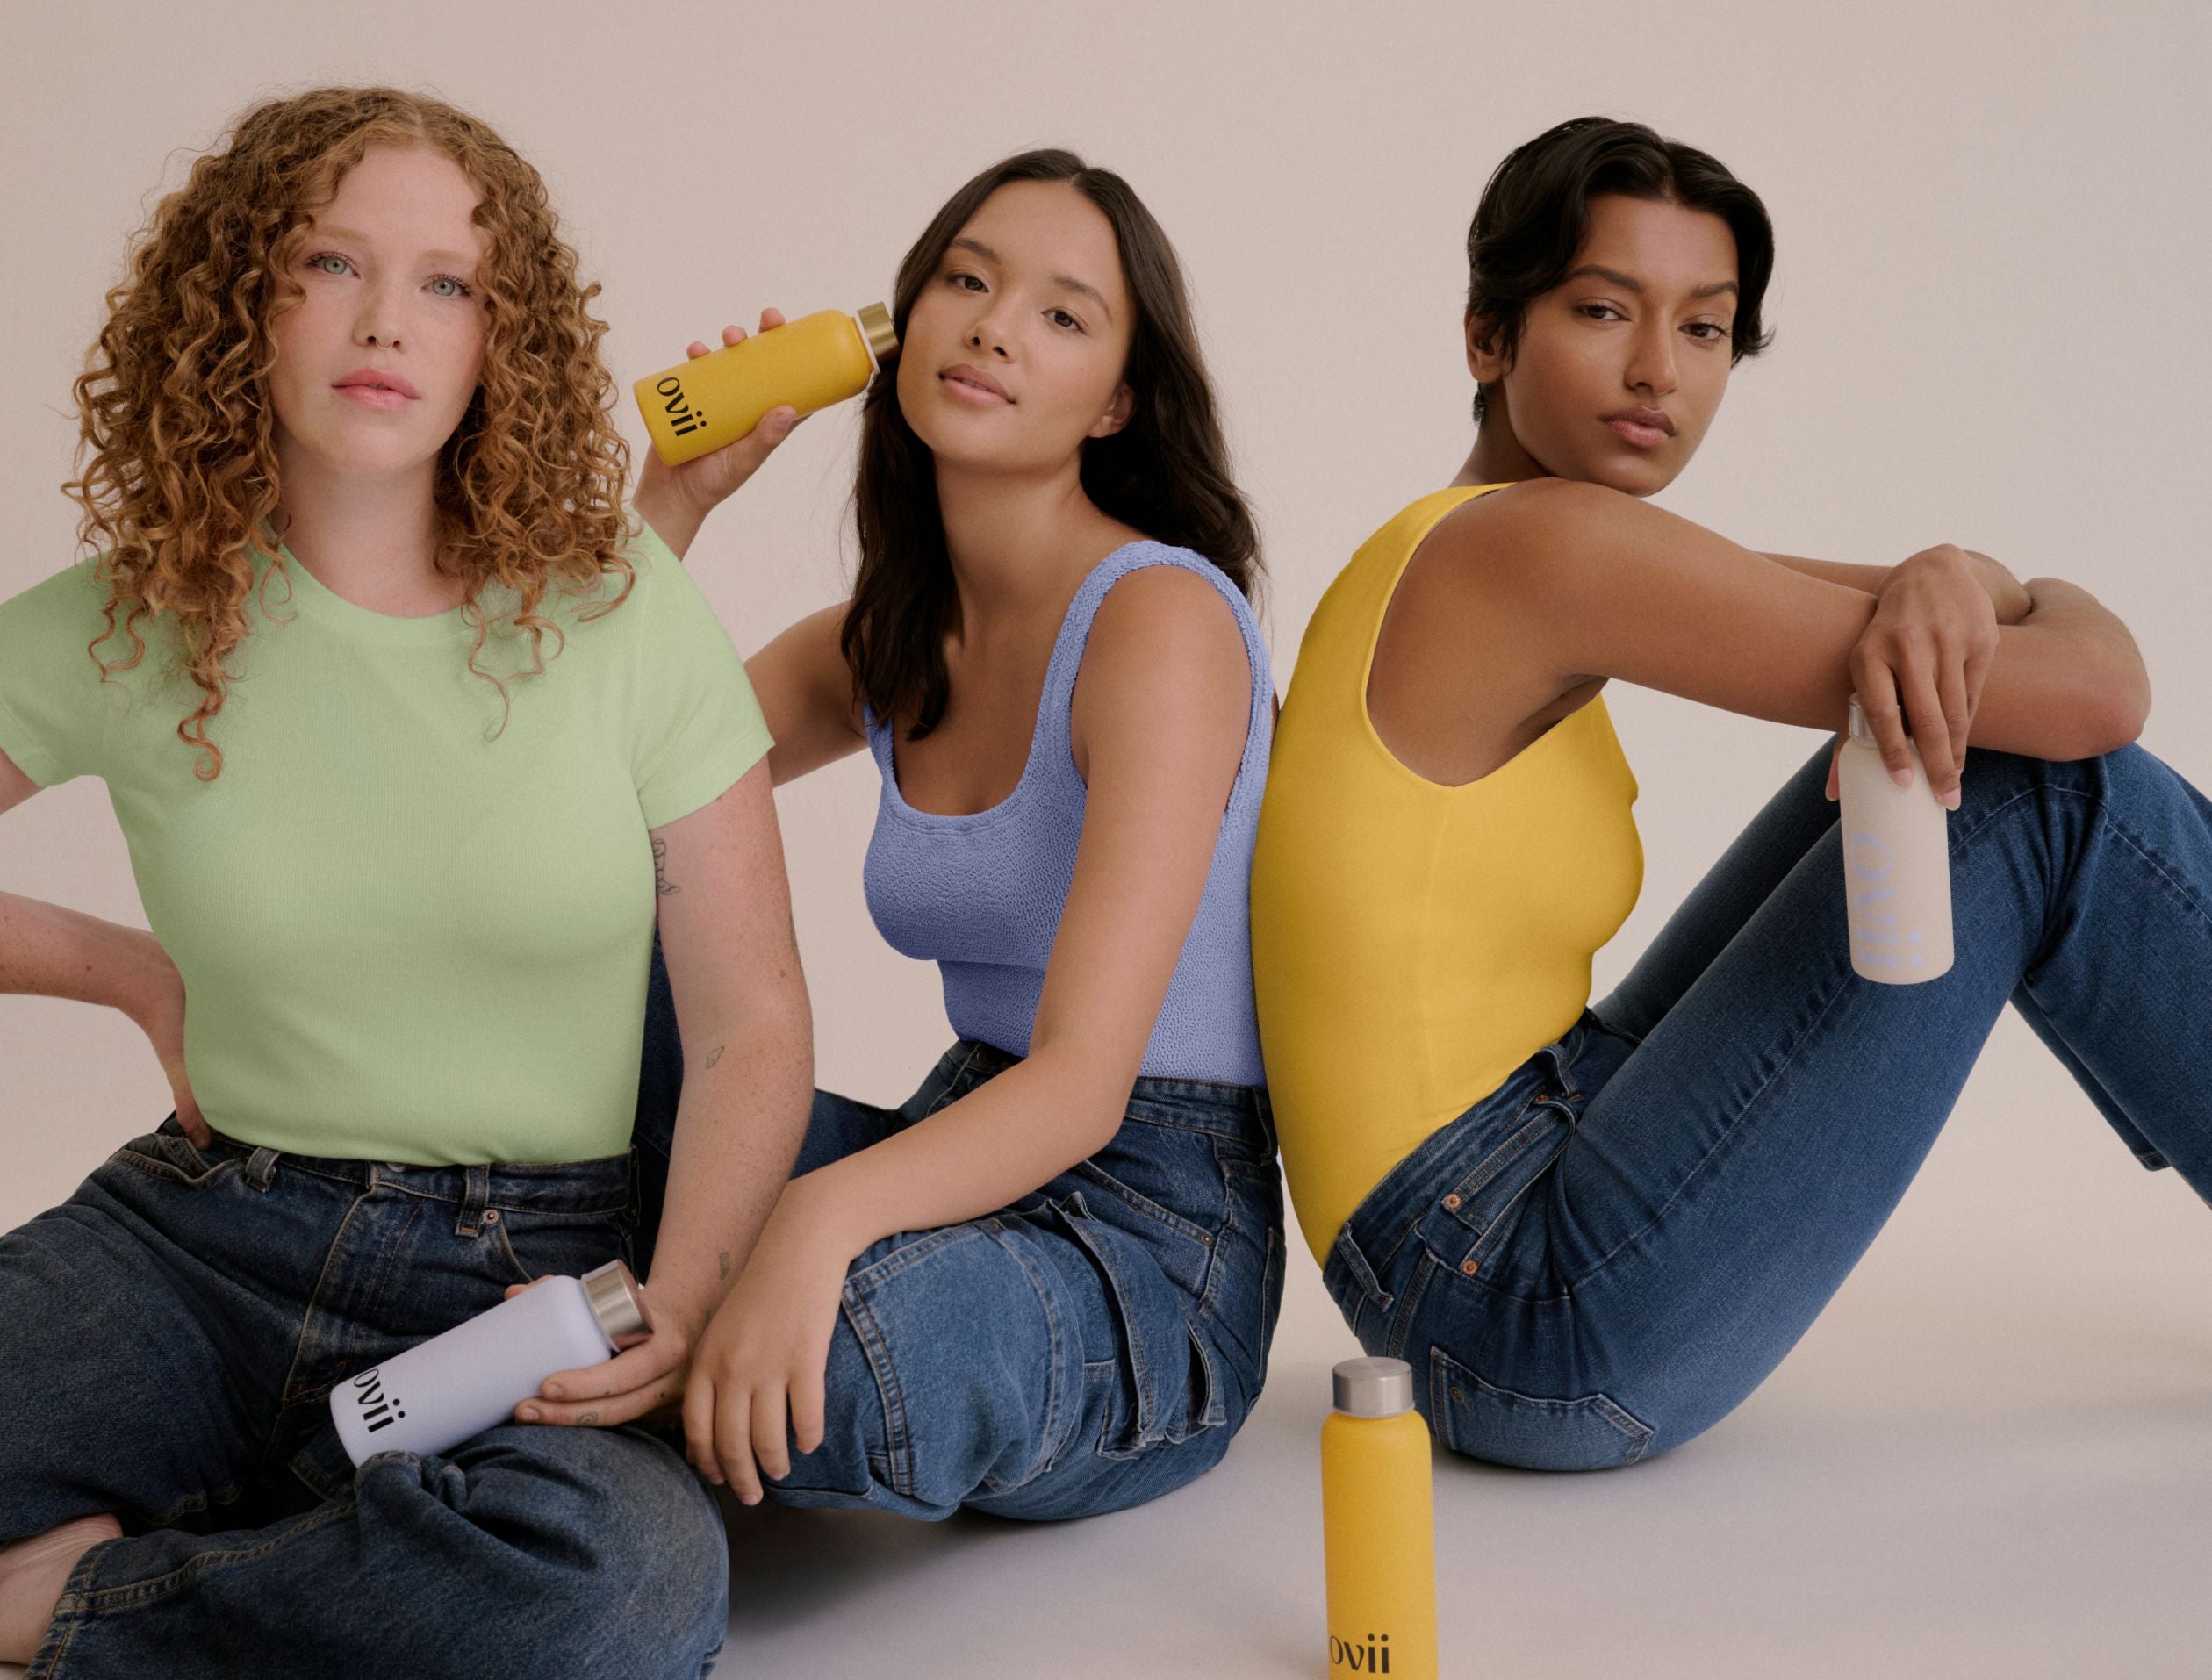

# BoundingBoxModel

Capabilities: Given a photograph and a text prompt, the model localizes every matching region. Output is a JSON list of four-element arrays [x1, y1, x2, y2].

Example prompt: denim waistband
[[174, 1116, 635, 1215], [930, 1038, 1273, 1142]]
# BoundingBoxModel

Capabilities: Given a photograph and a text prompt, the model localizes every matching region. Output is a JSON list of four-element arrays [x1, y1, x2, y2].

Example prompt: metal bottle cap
[[581, 1259, 653, 1348], [1847, 695, 1874, 744], [857, 301, 899, 366], [1332, 1356, 1415, 1418]]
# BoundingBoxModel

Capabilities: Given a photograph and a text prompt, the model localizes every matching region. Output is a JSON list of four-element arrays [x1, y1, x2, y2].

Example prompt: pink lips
[[1602, 406, 1675, 449], [334, 368, 419, 410], [939, 363, 1012, 405]]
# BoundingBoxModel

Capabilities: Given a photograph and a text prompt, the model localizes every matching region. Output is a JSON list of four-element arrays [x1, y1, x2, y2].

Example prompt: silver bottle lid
[[1332, 1356, 1415, 1418], [582, 1260, 653, 1347], [1848, 695, 1874, 743]]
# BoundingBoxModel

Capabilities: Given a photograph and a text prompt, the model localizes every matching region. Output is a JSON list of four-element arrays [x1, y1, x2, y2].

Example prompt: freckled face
[[895, 179, 1136, 477], [266, 144, 490, 482], [1475, 193, 1741, 495]]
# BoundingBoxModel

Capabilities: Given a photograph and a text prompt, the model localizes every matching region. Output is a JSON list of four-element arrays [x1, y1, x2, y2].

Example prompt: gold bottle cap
[[857, 301, 899, 366], [582, 1259, 653, 1348], [1332, 1356, 1414, 1418]]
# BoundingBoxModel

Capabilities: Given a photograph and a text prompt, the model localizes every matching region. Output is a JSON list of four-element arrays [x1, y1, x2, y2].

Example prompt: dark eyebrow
[[313, 226, 478, 268], [1562, 262, 1737, 301], [947, 235, 1115, 323]]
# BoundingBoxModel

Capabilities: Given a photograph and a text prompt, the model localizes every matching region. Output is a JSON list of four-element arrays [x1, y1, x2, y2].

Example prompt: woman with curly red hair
[[0, 87, 807, 1674]]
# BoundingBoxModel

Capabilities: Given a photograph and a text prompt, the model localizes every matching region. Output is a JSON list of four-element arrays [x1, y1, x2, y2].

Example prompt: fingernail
[[1943, 788, 1961, 810], [519, 1406, 540, 1422], [1892, 767, 1914, 788], [544, 1384, 563, 1400]]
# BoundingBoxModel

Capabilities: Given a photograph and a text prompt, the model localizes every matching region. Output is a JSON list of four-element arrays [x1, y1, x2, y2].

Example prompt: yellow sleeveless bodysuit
[[1251, 485, 1645, 1264]]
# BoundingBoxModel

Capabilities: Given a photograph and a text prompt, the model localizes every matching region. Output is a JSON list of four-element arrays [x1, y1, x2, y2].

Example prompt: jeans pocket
[[1057, 1193, 1224, 1460], [106, 1126, 240, 1189], [488, 1206, 630, 1288], [1426, 1346, 1654, 1472]]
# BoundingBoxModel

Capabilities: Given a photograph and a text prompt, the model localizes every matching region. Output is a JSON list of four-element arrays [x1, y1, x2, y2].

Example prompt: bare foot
[[0, 1515, 121, 1663]]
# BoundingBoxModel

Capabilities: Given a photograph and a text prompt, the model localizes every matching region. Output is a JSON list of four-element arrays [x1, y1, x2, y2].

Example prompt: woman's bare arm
[[1762, 550, 2034, 624], [741, 606, 869, 786], [521, 757, 814, 1429], [1454, 479, 2148, 765], [0, 744, 204, 1136]]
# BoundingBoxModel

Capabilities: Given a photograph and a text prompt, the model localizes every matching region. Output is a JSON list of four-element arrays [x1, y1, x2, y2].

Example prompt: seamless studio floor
[[3, 1012, 2207, 1677]]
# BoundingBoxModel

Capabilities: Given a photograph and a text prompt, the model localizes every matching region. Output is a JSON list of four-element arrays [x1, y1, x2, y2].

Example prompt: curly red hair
[[65, 85, 635, 778]]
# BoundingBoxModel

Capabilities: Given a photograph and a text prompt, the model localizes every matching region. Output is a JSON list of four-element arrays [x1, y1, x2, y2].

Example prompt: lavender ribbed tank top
[[862, 542, 1274, 1086]]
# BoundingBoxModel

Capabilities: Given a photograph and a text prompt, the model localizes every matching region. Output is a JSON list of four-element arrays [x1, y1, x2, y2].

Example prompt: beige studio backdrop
[[2, 2, 2208, 1676]]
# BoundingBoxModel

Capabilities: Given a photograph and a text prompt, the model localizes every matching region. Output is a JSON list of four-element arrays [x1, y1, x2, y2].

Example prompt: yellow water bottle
[[1321, 1356, 1439, 1679], [634, 303, 899, 466]]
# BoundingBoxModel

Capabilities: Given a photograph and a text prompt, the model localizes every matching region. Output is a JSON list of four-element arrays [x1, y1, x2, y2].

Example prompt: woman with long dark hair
[[1251, 116, 2208, 1470], [607, 149, 1286, 1521]]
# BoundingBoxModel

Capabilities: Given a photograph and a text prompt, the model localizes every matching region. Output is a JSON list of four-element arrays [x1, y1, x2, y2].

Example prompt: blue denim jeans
[[1323, 742, 2212, 1471], [0, 1123, 727, 1678], [636, 949, 1287, 1519]]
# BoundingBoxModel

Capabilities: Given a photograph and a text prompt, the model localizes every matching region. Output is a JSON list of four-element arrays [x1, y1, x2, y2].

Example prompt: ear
[[1088, 381, 1136, 441], [1464, 310, 1512, 385]]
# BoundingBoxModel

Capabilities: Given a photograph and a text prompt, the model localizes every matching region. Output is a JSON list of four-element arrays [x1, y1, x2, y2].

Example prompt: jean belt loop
[[1332, 1224, 1393, 1315], [1550, 1023, 1585, 1103], [243, 1146, 279, 1192], [455, 1163, 492, 1237]]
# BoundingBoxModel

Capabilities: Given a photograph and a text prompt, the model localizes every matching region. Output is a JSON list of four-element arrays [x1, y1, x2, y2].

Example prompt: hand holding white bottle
[[1836, 697, 1955, 984], [331, 1260, 652, 1465]]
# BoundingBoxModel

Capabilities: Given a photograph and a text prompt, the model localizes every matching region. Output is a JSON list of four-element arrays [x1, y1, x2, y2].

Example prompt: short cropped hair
[[1466, 116, 1776, 421]]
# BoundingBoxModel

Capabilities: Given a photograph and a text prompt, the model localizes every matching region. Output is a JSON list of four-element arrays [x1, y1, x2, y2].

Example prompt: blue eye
[[309, 252, 353, 276], [428, 275, 474, 299]]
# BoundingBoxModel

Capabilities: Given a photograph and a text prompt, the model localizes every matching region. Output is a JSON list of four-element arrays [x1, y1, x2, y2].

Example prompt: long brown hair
[[840, 149, 1260, 742], [66, 85, 633, 779]]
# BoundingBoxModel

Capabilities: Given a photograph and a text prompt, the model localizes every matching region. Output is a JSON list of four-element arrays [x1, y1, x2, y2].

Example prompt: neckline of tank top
[[878, 536, 1187, 829]]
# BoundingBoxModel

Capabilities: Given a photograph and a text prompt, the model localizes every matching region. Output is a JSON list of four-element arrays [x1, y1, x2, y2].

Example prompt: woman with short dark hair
[[1251, 115, 2208, 1471]]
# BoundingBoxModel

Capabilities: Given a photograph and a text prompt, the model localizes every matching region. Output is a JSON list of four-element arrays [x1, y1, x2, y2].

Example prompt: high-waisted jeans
[[636, 948, 1287, 1520], [0, 1125, 727, 1678], [1323, 742, 2212, 1470]]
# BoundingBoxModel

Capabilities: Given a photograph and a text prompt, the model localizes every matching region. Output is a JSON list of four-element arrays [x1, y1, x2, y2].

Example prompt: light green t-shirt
[[0, 526, 772, 1165]]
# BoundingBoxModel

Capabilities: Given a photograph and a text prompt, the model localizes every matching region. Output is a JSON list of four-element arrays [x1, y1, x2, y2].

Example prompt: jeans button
[[1460, 1259, 1479, 1276], [483, 1209, 501, 1224], [1441, 1193, 1462, 1210]]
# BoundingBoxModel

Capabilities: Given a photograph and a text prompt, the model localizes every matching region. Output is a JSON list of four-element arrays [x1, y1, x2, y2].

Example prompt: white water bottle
[[1836, 696, 1955, 984], [332, 1260, 652, 1465]]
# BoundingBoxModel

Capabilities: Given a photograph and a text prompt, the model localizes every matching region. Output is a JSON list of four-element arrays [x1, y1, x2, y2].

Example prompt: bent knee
[[365, 1425, 726, 1661]]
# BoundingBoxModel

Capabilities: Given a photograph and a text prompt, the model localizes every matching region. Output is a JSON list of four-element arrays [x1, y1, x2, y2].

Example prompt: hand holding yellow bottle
[[635, 303, 897, 466]]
